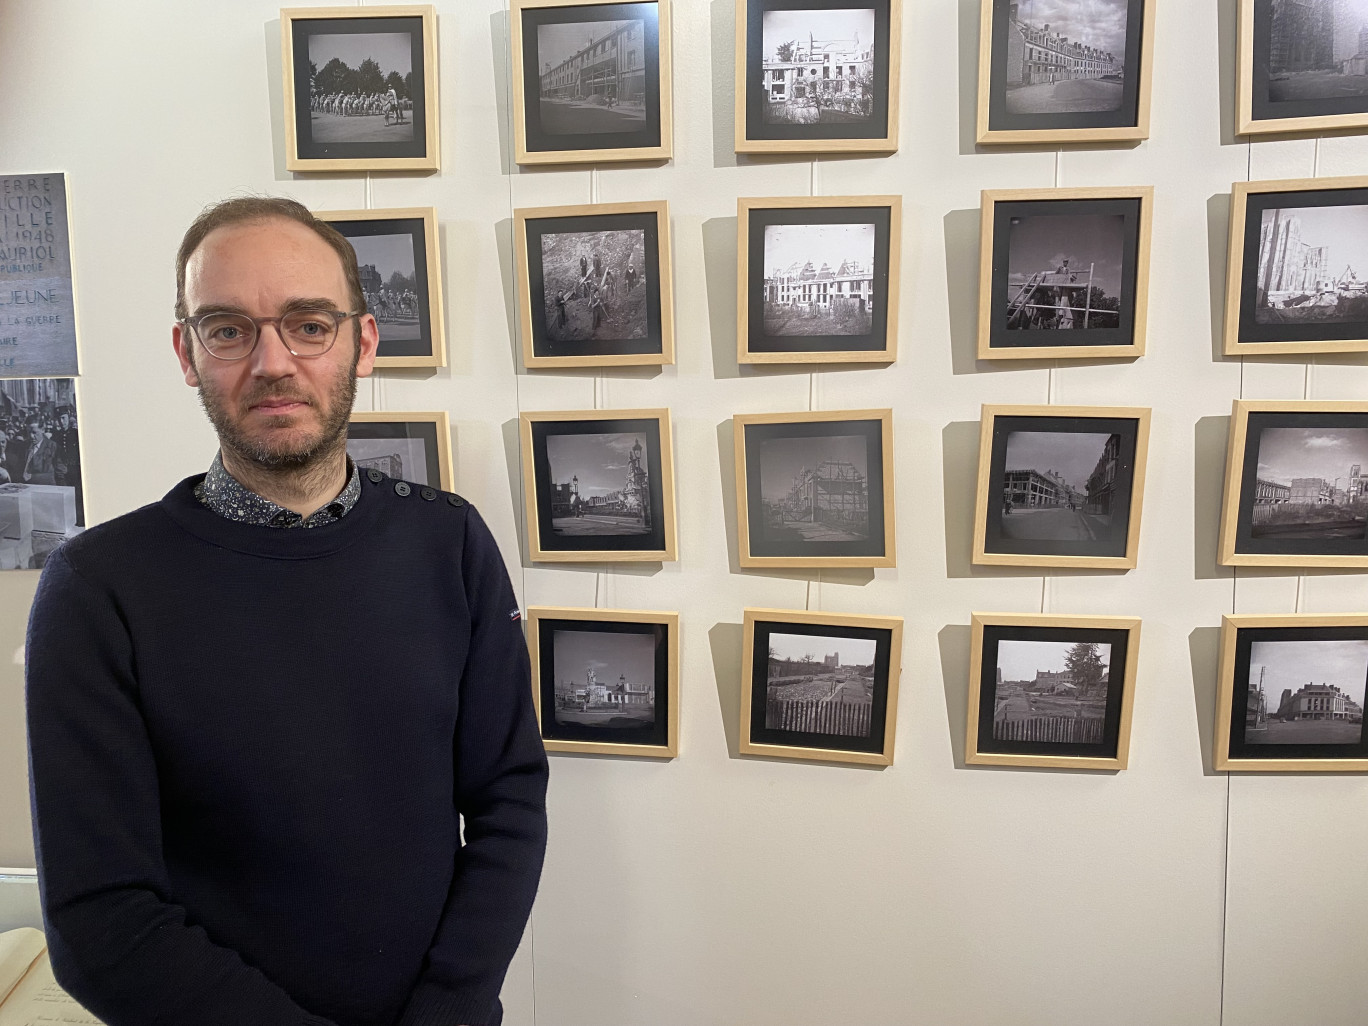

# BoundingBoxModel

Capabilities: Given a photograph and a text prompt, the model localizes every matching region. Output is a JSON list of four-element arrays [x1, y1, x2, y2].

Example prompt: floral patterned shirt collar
[[194, 452, 362, 528]]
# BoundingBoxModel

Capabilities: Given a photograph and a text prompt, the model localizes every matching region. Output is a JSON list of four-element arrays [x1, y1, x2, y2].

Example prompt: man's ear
[[172, 322, 200, 387], [354, 314, 380, 379]]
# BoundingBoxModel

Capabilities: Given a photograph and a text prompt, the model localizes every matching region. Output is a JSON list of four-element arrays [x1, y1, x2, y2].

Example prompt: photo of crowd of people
[[0, 377, 83, 570]]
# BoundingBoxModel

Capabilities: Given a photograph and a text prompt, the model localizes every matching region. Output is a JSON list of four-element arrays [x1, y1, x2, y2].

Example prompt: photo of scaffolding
[[1254, 203, 1368, 325], [551, 627, 657, 730], [1244, 638, 1367, 746], [1005, 212, 1125, 331], [763, 631, 877, 738], [756, 434, 869, 547], [992, 639, 1112, 745]]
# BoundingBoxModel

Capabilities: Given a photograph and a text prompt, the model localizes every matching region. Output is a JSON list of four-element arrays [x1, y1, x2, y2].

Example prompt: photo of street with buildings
[[551, 628, 657, 730], [1250, 425, 1368, 540], [346, 435, 431, 486], [1000, 429, 1123, 542], [1005, 212, 1125, 331], [993, 639, 1112, 744], [757, 433, 870, 546], [764, 631, 877, 737], [540, 228, 647, 342], [343, 232, 421, 343], [546, 431, 654, 537], [1244, 638, 1367, 745], [1261, 0, 1368, 103], [762, 222, 876, 335], [307, 32, 415, 143], [536, 18, 648, 135], [1000, 0, 1129, 115], [1254, 202, 1368, 325], [759, 8, 876, 125]]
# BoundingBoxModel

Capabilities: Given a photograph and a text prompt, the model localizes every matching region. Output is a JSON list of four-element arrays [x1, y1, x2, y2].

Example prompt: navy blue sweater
[[25, 474, 548, 1026]]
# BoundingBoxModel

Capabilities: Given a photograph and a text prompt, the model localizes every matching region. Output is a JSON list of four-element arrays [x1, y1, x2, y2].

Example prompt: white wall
[[1, 1, 1365, 1024]]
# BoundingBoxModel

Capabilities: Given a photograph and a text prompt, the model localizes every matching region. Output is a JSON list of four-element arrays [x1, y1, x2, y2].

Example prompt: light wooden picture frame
[[1237, 0, 1368, 137], [734, 409, 896, 569], [978, 186, 1153, 361], [528, 606, 680, 757], [976, 0, 1154, 145], [972, 404, 1151, 569], [511, 0, 673, 165], [519, 408, 677, 562], [737, 196, 901, 365], [1215, 614, 1368, 772], [514, 200, 674, 368], [734, 0, 901, 155], [1224, 177, 1368, 355], [282, 6, 439, 172], [347, 410, 453, 491], [740, 608, 902, 766], [318, 207, 445, 369], [967, 613, 1141, 770], [1219, 400, 1368, 568]]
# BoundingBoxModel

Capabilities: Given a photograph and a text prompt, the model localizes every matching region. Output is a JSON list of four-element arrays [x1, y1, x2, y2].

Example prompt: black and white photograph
[[741, 610, 902, 765], [0, 378, 83, 571], [1245, 0, 1368, 130], [346, 412, 451, 491], [737, 411, 894, 567], [284, 9, 436, 170], [541, 229, 646, 342], [522, 411, 676, 561], [0, 173, 80, 377], [1229, 182, 1368, 352], [982, 191, 1149, 357], [529, 608, 678, 756], [979, 0, 1151, 141], [975, 407, 1148, 567], [968, 615, 1138, 769], [740, 198, 900, 362], [738, 0, 897, 151], [514, 0, 669, 163]]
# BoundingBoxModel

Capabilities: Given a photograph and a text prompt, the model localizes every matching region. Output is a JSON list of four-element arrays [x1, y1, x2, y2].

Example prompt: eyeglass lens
[[196, 311, 340, 358]]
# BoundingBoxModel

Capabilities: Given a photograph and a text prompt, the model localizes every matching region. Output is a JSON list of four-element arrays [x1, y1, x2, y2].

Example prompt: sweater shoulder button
[[394, 481, 411, 497]]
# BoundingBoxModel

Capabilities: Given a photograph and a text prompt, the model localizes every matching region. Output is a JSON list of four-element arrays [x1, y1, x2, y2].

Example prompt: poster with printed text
[[0, 173, 79, 377]]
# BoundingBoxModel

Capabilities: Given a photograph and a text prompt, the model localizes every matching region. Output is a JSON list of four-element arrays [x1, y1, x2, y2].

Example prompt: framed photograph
[[527, 606, 679, 757], [734, 409, 895, 569], [740, 608, 902, 766], [1238, 0, 1368, 136], [967, 613, 1140, 770], [737, 196, 901, 364], [976, 0, 1154, 144], [318, 207, 444, 368], [978, 187, 1153, 360], [0, 172, 80, 377], [1219, 400, 1368, 568], [347, 411, 452, 491], [0, 378, 84, 571], [514, 200, 674, 368], [511, 0, 673, 165], [519, 408, 677, 562], [281, 6, 439, 172], [1216, 614, 1368, 772], [1224, 177, 1368, 355], [972, 405, 1151, 569], [734, 0, 901, 154]]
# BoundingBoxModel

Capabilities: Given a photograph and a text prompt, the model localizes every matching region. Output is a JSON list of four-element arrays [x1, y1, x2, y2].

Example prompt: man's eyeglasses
[[180, 309, 359, 361]]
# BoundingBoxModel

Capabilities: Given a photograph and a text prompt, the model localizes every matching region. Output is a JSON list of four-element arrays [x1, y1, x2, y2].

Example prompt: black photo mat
[[290, 15, 429, 162], [1236, 188, 1368, 346], [530, 417, 667, 554], [985, 0, 1146, 133], [1249, 0, 1368, 124], [519, 2, 663, 155], [983, 414, 1139, 559], [525, 211, 664, 359], [346, 420, 442, 486], [1233, 411, 1368, 559], [537, 617, 671, 748], [989, 197, 1142, 351], [744, 418, 887, 559], [742, 0, 893, 143], [747, 205, 893, 354], [976, 624, 1130, 760], [748, 619, 893, 754], [1226, 625, 1368, 762], [326, 216, 434, 359]]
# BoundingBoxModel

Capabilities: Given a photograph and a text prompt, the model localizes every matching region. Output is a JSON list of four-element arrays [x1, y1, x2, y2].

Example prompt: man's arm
[[396, 506, 549, 1026], [26, 549, 338, 1026]]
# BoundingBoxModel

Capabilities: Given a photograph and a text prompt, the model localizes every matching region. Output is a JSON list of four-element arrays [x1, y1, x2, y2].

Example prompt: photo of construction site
[[1243, 638, 1368, 746], [551, 627, 657, 730], [763, 631, 877, 738], [1259, 0, 1368, 104], [999, 429, 1124, 545], [539, 228, 648, 342], [1005, 211, 1125, 332], [992, 638, 1113, 746], [1253, 202, 1368, 326], [762, 222, 877, 336], [759, 8, 877, 126], [757, 433, 870, 546], [1248, 425, 1368, 541]]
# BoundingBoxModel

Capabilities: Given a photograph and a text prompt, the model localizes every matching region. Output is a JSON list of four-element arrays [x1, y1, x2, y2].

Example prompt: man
[[25, 197, 549, 1026], [18, 416, 57, 484]]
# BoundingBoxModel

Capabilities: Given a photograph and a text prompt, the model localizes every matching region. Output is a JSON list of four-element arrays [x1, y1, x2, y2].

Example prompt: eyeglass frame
[[179, 307, 362, 361]]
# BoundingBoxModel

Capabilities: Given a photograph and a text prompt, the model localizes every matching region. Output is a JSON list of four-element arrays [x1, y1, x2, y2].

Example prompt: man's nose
[[249, 321, 298, 376]]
